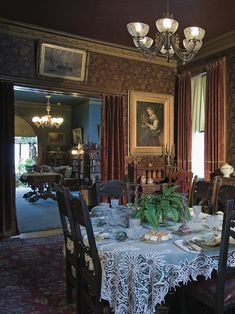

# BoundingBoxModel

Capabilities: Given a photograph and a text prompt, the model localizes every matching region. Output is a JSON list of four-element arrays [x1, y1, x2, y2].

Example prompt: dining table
[[89, 205, 235, 314], [20, 172, 63, 202]]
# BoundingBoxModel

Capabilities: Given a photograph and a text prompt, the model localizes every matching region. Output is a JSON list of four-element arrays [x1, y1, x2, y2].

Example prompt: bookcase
[[71, 144, 101, 186]]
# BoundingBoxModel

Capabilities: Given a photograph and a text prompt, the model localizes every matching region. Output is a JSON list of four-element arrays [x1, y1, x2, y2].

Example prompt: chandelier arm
[[135, 34, 165, 56], [170, 36, 200, 62]]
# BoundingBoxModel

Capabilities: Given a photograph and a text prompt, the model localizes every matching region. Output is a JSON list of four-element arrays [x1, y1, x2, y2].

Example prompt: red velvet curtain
[[101, 95, 126, 181], [204, 60, 226, 180], [0, 80, 17, 239], [177, 72, 192, 171]]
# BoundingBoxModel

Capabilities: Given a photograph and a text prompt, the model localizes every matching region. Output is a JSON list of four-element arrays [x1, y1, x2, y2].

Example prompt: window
[[191, 73, 206, 178]]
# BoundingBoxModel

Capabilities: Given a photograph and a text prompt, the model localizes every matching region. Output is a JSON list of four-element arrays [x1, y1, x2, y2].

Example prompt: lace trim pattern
[[99, 249, 235, 314]]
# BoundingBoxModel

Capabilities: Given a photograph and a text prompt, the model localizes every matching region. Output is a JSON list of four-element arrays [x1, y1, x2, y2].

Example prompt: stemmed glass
[[105, 198, 120, 230], [110, 198, 119, 213], [206, 215, 220, 236], [193, 205, 202, 222]]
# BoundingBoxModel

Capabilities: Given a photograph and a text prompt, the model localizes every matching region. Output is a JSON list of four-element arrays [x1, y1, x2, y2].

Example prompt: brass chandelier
[[127, 0, 205, 63], [32, 95, 64, 128]]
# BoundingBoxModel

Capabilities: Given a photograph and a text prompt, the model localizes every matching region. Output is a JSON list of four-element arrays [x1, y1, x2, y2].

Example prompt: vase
[[220, 163, 234, 178]]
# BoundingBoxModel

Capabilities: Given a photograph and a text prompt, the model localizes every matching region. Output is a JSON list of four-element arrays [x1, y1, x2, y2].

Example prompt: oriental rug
[[0, 234, 75, 313]]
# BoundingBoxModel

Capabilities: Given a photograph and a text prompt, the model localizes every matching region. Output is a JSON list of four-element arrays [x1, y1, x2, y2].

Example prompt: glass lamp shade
[[184, 27, 205, 40], [183, 39, 202, 51], [133, 36, 153, 48], [51, 117, 64, 124], [156, 18, 179, 33], [32, 117, 40, 123], [127, 22, 149, 37]]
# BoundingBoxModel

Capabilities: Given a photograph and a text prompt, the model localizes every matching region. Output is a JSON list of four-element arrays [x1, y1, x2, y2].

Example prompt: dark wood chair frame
[[168, 170, 193, 203], [72, 195, 103, 314], [56, 187, 80, 311], [190, 175, 212, 212], [95, 179, 128, 204], [182, 198, 235, 314], [211, 176, 235, 214]]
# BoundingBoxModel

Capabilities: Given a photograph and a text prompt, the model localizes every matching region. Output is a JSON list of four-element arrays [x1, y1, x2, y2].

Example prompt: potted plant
[[133, 184, 190, 229], [24, 157, 35, 172]]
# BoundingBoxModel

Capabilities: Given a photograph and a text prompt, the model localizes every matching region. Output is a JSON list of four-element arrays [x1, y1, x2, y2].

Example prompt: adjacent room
[[14, 86, 101, 233]]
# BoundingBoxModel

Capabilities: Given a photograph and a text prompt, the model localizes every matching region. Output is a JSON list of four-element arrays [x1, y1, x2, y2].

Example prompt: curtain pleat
[[101, 95, 126, 181], [177, 72, 192, 171], [0, 80, 17, 239], [204, 60, 226, 180]]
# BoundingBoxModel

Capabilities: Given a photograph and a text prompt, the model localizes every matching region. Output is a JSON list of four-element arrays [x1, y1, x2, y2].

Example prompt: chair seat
[[186, 274, 235, 309]]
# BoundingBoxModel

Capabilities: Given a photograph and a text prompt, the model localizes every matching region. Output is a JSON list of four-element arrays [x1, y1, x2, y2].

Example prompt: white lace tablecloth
[[97, 220, 235, 314]]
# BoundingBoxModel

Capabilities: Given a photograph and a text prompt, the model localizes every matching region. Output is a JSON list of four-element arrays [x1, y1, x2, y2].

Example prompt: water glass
[[110, 198, 119, 211], [129, 217, 141, 228], [206, 215, 220, 235], [193, 205, 202, 222]]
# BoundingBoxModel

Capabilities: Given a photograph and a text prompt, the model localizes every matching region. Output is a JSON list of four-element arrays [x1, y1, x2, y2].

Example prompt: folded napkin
[[174, 239, 202, 253]]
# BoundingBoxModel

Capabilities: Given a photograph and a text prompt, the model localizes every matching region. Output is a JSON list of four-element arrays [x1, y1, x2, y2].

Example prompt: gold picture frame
[[48, 132, 65, 145], [128, 90, 174, 155], [72, 128, 83, 144], [38, 43, 87, 81]]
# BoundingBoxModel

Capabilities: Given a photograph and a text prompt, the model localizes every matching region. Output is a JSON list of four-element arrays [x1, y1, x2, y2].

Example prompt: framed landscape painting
[[128, 90, 174, 155], [38, 43, 87, 81], [48, 132, 65, 145]]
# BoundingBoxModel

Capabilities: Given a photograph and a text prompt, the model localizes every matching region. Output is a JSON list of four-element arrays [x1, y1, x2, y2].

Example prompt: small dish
[[111, 230, 127, 241], [192, 236, 220, 247]]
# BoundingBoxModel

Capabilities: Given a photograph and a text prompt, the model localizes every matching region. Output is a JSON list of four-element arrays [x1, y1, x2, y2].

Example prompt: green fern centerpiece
[[133, 184, 190, 230]]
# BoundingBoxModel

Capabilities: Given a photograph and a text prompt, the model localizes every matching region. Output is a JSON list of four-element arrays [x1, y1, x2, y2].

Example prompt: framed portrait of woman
[[128, 90, 174, 155]]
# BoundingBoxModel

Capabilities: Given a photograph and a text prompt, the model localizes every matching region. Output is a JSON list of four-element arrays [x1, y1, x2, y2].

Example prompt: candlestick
[[178, 191, 190, 234]]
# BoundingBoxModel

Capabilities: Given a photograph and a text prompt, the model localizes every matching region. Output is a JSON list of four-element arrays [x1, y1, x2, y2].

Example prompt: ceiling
[[14, 86, 98, 107], [1, 0, 235, 47]]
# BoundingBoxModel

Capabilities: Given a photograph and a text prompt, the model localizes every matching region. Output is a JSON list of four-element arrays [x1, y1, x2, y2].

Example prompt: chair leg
[[179, 288, 187, 314], [155, 305, 169, 314], [66, 263, 73, 304]]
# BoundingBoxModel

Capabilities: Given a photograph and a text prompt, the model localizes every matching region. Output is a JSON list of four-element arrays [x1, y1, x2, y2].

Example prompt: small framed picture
[[38, 43, 87, 81], [48, 132, 65, 145], [72, 128, 83, 144]]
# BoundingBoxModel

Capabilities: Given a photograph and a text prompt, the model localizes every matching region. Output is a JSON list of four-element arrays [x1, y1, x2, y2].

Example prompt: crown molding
[[189, 30, 235, 62], [0, 18, 176, 68]]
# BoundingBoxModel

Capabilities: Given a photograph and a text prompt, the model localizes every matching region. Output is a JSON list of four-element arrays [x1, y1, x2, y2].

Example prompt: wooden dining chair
[[125, 182, 142, 204], [95, 179, 128, 204], [211, 176, 235, 214], [190, 175, 212, 213], [56, 187, 80, 310], [68, 189, 110, 314], [168, 170, 193, 202], [181, 198, 235, 314]]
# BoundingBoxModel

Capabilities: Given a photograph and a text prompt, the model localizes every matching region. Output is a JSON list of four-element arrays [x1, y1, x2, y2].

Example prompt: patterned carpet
[[0, 234, 76, 314], [16, 187, 62, 233]]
